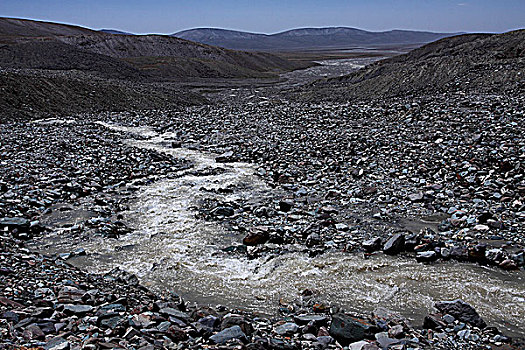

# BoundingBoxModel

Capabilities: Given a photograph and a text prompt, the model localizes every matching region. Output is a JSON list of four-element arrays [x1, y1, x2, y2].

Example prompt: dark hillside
[[298, 30, 525, 102], [0, 41, 143, 80]]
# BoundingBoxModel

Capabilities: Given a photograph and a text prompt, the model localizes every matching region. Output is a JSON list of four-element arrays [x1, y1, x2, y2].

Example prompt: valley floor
[[1, 59, 524, 349]]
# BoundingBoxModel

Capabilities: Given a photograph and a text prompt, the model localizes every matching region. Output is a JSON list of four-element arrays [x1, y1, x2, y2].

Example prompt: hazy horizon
[[1, 0, 524, 35]]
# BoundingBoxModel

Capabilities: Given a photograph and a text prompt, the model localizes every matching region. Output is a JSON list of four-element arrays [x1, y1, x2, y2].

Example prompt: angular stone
[[375, 332, 399, 348], [348, 341, 370, 350], [329, 314, 376, 345], [383, 234, 405, 255], [159, 308, 189, 321], [99, 316, 125, 329], [44, 337, 70, 350], [130, 313, 153, 328], [221, 314, 254, 336], [388, 324, 404, 338], [58, 286, 85, 303], [23, 324, 45, 340], [275, 322, 299, 335], [362, 237, 382, 253], [468, 244, 486, 263], [1, 311, 19, 323], [317, 335, 333, 345], [166, 325, 187, 341], [209, 325, 246, 344], [211, 206, 235, 217], [62, 304, 93, 315]]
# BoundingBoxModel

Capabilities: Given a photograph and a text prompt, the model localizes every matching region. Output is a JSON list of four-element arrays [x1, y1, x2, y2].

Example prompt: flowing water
[[36, 122, 525, 337]]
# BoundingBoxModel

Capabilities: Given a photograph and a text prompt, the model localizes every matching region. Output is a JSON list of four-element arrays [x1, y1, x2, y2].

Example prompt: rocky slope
[[174, 27, 460, 51], [0, 70, 206, 122], [0, 17, 311, 120], [299, 30, 525, 102]]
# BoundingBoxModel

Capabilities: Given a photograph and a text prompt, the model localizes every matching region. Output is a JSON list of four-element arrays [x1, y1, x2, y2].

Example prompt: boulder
[[435, 299, 486, 328], [383, 234, 405, 255], [329, 314, 376, 345], [210, 325, 246, 344]]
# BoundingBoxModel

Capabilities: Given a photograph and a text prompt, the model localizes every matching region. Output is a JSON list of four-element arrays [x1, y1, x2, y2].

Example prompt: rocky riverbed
[[1, 60, 524, 348]]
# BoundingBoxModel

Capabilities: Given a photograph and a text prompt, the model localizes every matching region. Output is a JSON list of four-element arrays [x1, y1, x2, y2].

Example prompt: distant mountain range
[[173, 27, 463, 51]]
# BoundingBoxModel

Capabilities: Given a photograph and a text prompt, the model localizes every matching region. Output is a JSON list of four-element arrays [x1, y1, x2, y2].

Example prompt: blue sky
[[0, 0, 523, 34]]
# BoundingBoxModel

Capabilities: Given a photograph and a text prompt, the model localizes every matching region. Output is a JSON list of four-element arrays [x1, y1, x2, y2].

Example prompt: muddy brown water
[[33, 122, 525, 338]]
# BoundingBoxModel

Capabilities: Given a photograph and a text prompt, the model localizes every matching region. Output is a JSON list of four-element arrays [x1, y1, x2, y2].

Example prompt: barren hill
[[0, 17, 312, 120], [0, 17, 310, 79], [299, 30, 525, 102]]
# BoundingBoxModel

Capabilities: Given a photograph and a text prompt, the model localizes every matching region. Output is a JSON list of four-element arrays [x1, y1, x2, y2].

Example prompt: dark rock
[[44, 337, 70, 350], [383, 234, 405, 255], [362, 237, 382, 252], [442, 314, 455, 324], [37, 321, 56, 334], [62, 304, 93, 315], [23, 324, 45, 340], [99, 315, 125, 329], [0, 267, 14, 275], [221, 314, 254, 336], [449, 246, 468, 261], [96, 303, 126, 316], [58, 286, 85, 303], [388, 325, 404, 339], [199, 315, 220, 329], [423, 313, 446, 330], [209, 325, 246, 344], [243, 228, 269, 246], [104, 268, 139, 286], [468, 244, 487, 263], [279, 199, 294, 212], [0, 296, 24, 308], [159, 307, 189, 321], [329, 314, 376, 345], [0, 217, 29, 230], [166, 325, 188, 341], [435, 299, 486, 328]]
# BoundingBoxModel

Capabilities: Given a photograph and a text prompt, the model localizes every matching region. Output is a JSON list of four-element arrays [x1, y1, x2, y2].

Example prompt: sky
[[0, 0, 523, 35]]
